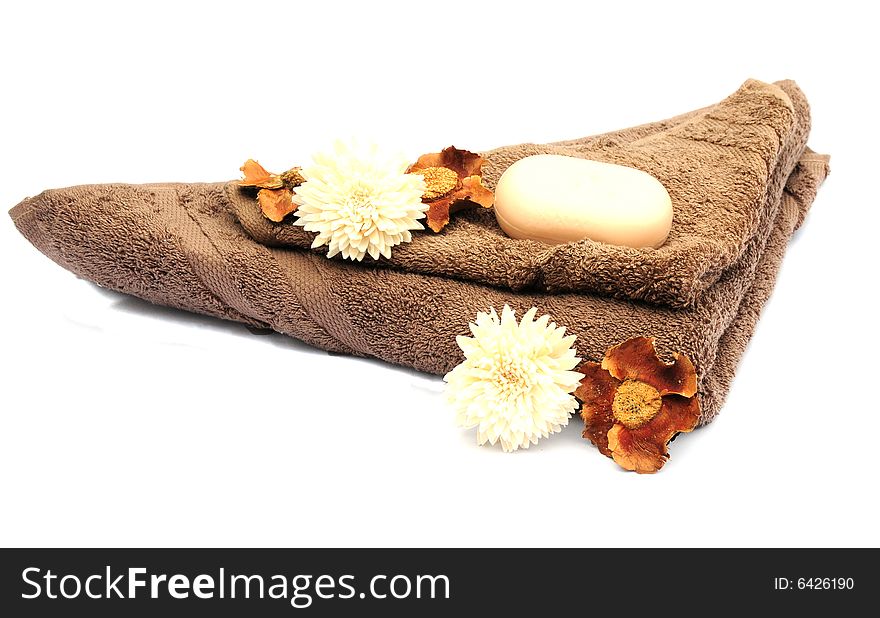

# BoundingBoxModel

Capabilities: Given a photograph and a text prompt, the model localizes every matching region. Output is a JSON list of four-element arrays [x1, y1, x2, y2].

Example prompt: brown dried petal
[[239, 159, 284, 189], [424, 195, 456, 233], [460, 175, 495, 208], [601, 336, 697, 398], [606, 394, 700, 474], [258, 188, 297, 222], [574, 361, 620, 457], [606, 424, 666, 474]]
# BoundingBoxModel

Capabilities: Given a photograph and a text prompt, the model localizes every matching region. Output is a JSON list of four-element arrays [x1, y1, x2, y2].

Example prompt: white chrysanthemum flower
[[444, 305, 582, 452], [292, 140, 428, 261]]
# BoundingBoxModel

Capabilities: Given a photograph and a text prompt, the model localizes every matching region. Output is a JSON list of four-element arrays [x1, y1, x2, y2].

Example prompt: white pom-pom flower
[[292, 140, 428, 261], [444, 305, 582, 452]]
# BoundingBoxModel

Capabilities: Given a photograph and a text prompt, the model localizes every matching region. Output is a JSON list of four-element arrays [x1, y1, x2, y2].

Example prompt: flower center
[[612, 380, 662, 429], [344, 190, 378, 228], [280, 166, 305, 190], [416, 166, 459, 200], [491, 354, 534, 401]]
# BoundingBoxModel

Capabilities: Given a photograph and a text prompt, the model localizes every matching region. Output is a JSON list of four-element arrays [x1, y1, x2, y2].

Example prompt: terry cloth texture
[[9, 79, 829, 424]]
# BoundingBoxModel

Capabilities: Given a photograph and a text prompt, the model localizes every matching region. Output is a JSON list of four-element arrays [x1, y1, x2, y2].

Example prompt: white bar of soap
[[493, 154, 672, 248]]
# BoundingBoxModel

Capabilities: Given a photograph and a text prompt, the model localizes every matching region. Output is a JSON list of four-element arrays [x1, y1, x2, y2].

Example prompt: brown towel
[[8, 79, 829, 424], [236, 79, 814, 308]]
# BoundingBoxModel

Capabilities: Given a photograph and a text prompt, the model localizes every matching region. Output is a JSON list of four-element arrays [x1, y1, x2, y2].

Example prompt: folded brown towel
[[237, 79, 814, 308], [8, 79, 829, 425]]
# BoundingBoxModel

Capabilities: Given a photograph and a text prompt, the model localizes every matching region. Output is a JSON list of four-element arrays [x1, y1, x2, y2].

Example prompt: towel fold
[[8, 78, 829, 424]]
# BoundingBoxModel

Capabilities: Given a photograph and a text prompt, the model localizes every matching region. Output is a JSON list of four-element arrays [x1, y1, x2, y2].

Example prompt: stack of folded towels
[[9, 79, 828, 426]]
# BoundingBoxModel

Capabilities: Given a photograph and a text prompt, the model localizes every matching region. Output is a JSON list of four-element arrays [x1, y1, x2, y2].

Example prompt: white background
[[2, 0, 878, 547]]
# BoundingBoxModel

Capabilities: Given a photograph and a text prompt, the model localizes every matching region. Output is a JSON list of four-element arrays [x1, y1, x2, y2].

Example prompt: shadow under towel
[[8, 79, 829, 424]]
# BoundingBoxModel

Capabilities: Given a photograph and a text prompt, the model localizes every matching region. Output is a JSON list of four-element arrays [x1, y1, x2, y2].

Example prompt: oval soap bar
[[494, 154, 672, 248]]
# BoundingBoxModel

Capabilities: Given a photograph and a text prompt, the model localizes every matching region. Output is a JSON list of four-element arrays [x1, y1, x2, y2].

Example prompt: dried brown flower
[[407, 146, 494, 232], [575, 337, 700, 474], [239, 159, 299, 222]]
